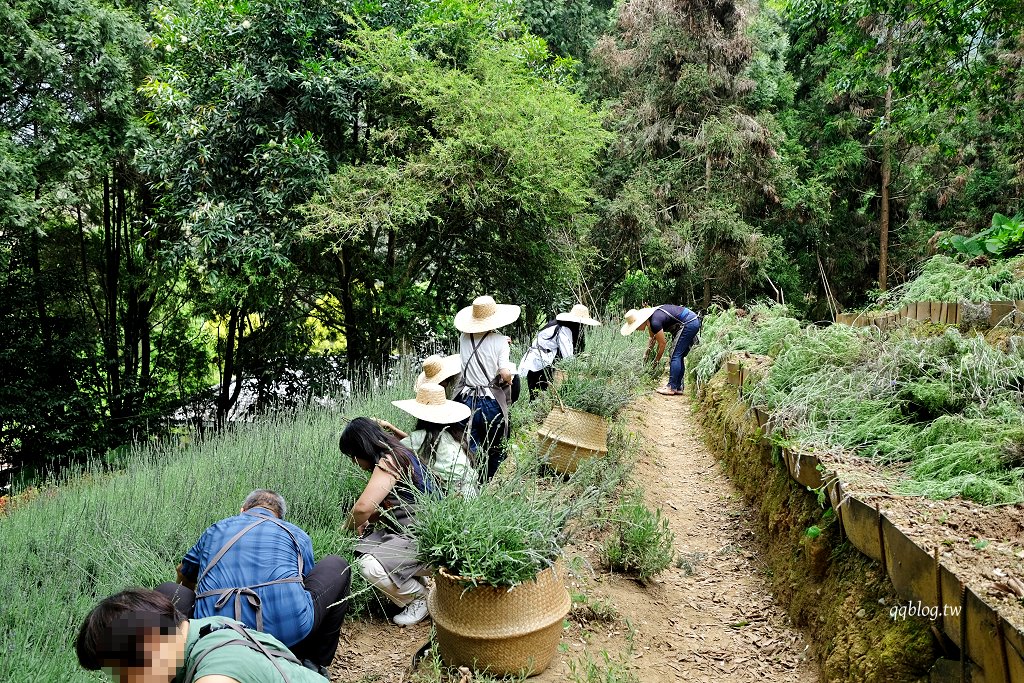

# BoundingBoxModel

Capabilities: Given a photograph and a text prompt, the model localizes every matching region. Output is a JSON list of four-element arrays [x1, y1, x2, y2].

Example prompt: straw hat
[[415, 354, 461, 390], [392, 383, 471, 424], [620, 307, 656, 335], [454, 295, 521, 333], [555, 304, 601, 327]]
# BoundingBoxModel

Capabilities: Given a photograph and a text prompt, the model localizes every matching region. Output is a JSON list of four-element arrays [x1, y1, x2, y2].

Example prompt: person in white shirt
[[452, 295, 520, 480], [380, 383, 479, 498], [519, 304, 601, 398]]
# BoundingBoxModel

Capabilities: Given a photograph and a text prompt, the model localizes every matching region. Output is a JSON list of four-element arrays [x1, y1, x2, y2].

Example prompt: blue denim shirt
[[180, 507, 315, 646]]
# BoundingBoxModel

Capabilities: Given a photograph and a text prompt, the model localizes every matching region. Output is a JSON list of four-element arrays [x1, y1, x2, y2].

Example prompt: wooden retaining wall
[[711, 359, 1024, 683], [835, 301, 1024, 330]]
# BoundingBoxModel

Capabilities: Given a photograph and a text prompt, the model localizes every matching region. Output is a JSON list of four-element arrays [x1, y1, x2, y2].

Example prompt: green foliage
[[887, 255, 1024, 304], [516, 0, 608, 62], [602, 488, 675, 581], [942, 213, 1024, 259], [302, 0, 610, 359], [0, 404, 381, 681], [568, 650, 639, 683], [550, 323, 652, 418], [692, 309, 1024, 504], [413, 472, 586, 586], [587, 0, 802, 308]]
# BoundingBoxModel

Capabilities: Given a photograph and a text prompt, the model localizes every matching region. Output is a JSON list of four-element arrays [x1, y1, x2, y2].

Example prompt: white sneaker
[[392, 596, 429, 626]]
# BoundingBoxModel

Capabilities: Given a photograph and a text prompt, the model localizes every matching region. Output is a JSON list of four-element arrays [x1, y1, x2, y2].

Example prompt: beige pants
[[358, 554, 426, 607]]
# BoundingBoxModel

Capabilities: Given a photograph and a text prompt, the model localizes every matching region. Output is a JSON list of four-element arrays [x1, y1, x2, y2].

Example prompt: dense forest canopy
[[3, 0, 1024, 481]]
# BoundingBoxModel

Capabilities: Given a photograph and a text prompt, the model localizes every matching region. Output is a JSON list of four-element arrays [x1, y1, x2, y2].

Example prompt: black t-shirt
[[648, 305, 694, 335]]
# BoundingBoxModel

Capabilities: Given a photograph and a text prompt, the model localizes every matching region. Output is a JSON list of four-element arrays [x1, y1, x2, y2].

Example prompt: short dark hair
[[75, 589, 184, 671], [241, 489, 286, 518]]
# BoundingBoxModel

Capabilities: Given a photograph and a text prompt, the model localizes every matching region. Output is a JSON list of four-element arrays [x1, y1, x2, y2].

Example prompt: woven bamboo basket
[[536, 406, 608, 474], [428, 564, 571, 677]]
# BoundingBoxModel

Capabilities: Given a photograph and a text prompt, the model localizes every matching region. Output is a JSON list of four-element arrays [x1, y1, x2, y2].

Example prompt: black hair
[[540, 319, 585, 354], [413, 418, 472, 468], [75, 589, 184, 671], [339, 417, 422, 487]]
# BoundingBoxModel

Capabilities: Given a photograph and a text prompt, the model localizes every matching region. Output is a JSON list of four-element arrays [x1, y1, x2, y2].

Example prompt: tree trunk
[[30, 185, 50, 352], [878, 25, 894, 292], [103, 173, 123, 419], [217, 305, 241, 426]]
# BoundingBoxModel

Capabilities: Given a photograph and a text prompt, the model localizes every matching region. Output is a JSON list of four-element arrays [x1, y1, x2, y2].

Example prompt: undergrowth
[[602, 488, 676, 581], [689, 307, 1024, 504]]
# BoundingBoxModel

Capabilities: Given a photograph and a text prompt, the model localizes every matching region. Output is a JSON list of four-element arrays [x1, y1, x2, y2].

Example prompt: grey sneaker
[[392, 596, 430, 626]]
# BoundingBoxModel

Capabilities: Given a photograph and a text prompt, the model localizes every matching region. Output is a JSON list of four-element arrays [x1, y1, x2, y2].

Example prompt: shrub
[[602, 489, 675, 581], [412, 471, 593, 586]]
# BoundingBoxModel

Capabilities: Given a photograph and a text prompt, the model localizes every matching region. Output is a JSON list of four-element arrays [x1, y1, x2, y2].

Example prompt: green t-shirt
[[176, 617, 327, 683]]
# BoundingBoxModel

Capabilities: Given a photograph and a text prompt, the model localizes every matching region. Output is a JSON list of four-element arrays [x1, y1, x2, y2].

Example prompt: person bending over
[[621, 304, 701, 396], [519, 303, 601, 398], [159, 490, 350, 677]]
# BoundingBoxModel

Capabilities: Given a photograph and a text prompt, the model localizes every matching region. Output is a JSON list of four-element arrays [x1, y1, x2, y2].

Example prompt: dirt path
[[330, 393, 818, 682]]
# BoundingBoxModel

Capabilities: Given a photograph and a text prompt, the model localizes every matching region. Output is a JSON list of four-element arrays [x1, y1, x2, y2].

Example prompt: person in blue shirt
[[155, 489, 350, 676], [621, 305, 701, 396]]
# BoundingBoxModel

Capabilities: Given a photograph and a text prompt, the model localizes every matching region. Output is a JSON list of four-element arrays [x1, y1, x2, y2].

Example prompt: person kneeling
[[339, 418, 435, 626], [76, 588, 330, 682]]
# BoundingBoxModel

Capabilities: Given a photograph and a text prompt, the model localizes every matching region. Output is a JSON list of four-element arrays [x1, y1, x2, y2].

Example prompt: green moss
[[697, 375, 938, 683]]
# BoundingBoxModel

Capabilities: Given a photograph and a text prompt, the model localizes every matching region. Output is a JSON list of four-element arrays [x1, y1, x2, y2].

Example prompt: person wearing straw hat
[[519, 303, 601, 399], [621, 304, 701, 396], [452, 295, 520, 480], [339, 418, 435, 626], [381, 383, 479, 497], [414, 353, 462, 398]]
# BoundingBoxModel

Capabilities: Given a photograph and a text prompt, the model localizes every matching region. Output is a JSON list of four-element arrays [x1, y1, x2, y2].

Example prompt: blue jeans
[[668, 317, 701, 391], [458, 394, 505, 480]]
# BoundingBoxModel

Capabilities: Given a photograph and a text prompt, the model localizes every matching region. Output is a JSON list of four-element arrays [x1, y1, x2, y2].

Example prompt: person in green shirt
[[76, 588, 330, 683]]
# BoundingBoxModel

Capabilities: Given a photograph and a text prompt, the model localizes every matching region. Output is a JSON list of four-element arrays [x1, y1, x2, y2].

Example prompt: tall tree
[[303, 0, 610, 361], [589, 0, 798, 308], [139, 0, 358, 422]]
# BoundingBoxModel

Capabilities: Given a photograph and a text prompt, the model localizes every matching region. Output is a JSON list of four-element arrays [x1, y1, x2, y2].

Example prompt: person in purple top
[[620, 304, 701, 395]]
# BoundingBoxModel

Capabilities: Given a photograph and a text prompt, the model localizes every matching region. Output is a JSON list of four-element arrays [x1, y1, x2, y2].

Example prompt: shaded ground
[[329, 393, 817, 682]]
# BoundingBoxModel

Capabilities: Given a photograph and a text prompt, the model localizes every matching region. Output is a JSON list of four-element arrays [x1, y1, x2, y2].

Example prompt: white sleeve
[[558, 327, 574, 359], [498, 336, 515, 373]]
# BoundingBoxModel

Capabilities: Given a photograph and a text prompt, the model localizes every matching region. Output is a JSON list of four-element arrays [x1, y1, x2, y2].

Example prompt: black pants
[[526, 367, 553, 399], [156, 554, 352, 668]]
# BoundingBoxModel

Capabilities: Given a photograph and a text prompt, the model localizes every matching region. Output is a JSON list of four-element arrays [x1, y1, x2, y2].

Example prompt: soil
[[327, 392, 818, 683], [737, 355, 1024, 635], [827, 458, 1024, 633]]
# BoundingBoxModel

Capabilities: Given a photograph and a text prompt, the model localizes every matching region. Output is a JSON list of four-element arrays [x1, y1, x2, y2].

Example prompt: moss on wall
[[697, 376, 940, 683]]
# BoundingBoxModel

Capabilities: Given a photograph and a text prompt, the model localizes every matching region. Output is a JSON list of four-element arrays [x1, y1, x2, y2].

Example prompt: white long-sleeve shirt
[[519, 324, 574, 374]]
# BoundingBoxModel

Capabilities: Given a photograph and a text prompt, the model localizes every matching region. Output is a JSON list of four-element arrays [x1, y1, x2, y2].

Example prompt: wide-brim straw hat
[[392, 383, 471, 424], [620, 307, 656, 335], [415, 354, 461, 390], [555, 304, 601, 327], [455, 295, 521, 333]]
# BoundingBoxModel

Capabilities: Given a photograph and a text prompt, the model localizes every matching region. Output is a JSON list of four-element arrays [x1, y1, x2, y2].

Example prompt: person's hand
[[356, 521, 368, 536]]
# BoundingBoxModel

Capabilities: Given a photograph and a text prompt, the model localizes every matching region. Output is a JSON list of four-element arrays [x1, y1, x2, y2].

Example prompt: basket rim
[[436, 562, 561, 588], [537, 408, 608, 451]]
